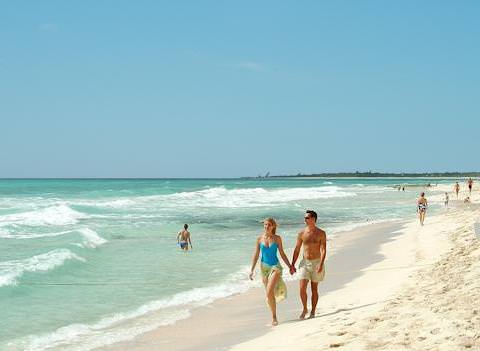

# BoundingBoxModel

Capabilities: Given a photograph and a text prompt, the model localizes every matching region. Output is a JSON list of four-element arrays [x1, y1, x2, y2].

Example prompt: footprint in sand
[[329, 343, 344, 348]]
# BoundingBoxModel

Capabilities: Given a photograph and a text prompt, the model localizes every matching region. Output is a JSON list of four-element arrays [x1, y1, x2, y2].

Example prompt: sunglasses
[[304, 216, 311, 220]]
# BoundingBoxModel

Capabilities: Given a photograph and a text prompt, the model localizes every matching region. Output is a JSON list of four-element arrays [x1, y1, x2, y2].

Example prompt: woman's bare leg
[[266, 270, 281, 326]]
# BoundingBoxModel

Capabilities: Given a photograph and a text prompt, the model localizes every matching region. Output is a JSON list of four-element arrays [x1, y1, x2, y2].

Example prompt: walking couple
[[249, 210, 326, 326]]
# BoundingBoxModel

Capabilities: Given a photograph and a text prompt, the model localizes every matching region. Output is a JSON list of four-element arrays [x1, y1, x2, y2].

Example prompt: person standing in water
[[291, 210, 327, 320], [249, 218, 294, 326], [467, 178, 473, 195], [444, 192, 449, 207], [454, 182, 460, 199], [417, 192, 428, 226], [177, 224, 193, 251]]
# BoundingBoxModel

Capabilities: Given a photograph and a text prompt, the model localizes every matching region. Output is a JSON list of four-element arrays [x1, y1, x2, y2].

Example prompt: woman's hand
[[249, 271, 255, 280]]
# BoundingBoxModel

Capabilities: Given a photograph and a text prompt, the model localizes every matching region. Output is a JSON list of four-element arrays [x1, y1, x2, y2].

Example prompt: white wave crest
[[77, 228, 107, 248], [157, 186, 356, 208], [0, 229, 72, 240], [0, 249, 85, 287], [73, 199, 136, 209], [0, 205, 88, 227]]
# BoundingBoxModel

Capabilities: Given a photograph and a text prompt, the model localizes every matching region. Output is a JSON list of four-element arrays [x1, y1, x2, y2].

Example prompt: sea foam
[[0, 249, 85, 287], [0, 205, 88, 227], [77, 228, 107, 248], [155, 186, 356, 208], [0, 229, 72, 240]]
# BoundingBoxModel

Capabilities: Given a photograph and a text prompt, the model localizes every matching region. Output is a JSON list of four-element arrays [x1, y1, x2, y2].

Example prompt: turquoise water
[[0, 178, 449, 350]]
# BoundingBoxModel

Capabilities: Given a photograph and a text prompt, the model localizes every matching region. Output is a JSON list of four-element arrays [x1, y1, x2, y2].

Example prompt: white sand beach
[[106, 184, 480, 351]]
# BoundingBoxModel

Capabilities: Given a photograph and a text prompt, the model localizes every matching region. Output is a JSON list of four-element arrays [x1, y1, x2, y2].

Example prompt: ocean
[[0, 178, 448, 350]]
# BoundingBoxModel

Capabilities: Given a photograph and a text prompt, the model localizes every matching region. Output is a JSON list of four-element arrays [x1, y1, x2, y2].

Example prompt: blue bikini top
[[260, 242, 279, 266]]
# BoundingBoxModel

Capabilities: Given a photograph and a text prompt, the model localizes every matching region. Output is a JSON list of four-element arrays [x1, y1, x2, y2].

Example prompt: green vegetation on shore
[[247, 171, 480, 179]]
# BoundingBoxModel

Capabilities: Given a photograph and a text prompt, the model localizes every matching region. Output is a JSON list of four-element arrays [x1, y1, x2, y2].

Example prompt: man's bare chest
[[303, 232, 320, 245]]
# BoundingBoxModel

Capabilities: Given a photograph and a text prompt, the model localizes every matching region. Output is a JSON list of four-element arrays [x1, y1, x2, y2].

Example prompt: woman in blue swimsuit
[[249, 218, 294, 326]]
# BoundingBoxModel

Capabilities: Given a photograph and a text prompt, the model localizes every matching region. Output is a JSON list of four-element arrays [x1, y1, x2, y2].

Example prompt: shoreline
[[103, 220, 407, 351]]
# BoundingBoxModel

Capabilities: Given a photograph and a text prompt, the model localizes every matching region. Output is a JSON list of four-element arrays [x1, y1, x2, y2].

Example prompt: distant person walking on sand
[[444, 192, 449, 207], [454, 182, 460, 199], [177, 224, 193, 251], [291, 210, 327, 320], [249, 218, 294, 326], [417, 192, 428, 226], [467, 178, 473, 195]]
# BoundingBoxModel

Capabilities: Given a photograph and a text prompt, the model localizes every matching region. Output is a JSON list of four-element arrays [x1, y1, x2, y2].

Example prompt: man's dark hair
[[306, 210, 317, 221], [184, 224, 189, 229]]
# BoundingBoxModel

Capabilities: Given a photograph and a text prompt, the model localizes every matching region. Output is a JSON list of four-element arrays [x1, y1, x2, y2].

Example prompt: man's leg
[[299, 279, 309, 319], [309, 281, 319, 318]]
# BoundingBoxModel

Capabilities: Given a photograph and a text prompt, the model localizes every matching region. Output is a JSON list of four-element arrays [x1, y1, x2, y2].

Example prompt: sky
[[1, 1, 479, 178]]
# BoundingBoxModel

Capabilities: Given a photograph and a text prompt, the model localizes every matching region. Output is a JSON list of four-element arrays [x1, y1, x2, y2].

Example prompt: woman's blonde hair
[[263, 217, 277, 235]]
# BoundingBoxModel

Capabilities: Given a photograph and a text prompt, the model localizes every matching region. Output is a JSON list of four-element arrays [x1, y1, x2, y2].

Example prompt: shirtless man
[[291, 210, 327, 319], [177, 224, 193, 251], [454, 182, 460, 199]]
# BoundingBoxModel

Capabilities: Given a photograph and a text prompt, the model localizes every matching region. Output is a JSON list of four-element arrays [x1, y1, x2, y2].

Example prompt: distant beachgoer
[[291, 210, 327, 320], [454, 182, 460, 199], [402, 186, 405, 191], [417, 192, 428, 226], [444, 192, 449, 207], [177, 224, 193, 251], [467, 178, 473, 195], [249, 218, 294, 326], [464, 196, 471, 204]]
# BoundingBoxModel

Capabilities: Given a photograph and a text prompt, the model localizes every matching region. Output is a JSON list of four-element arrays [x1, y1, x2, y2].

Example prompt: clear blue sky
[[1, 1, 479, 177]]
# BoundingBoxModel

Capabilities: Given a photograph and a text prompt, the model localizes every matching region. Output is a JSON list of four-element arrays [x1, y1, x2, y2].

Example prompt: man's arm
[[177, 232, 181, 243], [187, 232, 193, 249], [317, 231, 327, 273], [291, 231, 303, 268]]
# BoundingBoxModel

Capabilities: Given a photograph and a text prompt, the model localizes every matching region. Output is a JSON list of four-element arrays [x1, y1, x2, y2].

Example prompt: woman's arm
[[249, 237, 261, 280], [276, 236, 292, 269]]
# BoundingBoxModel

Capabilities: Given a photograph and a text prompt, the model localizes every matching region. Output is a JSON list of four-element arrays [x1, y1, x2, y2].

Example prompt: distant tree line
[[261, 171, 480, 178]]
